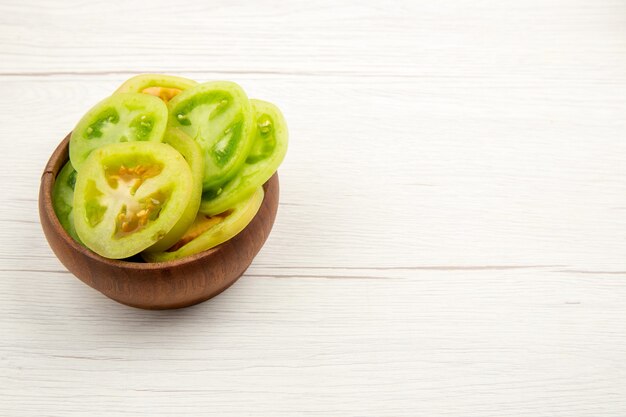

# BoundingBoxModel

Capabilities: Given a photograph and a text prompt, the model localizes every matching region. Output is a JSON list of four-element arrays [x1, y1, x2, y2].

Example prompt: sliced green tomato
[[199, 99, 287, 215], [114, 74, 198, 103], [142, 187, 264, 263], [70, 93, 168, 171], [73, 142, 193, 259], [52, 161, 82, 243], [167, 81, 255, 192], [143, 128, 204, 253]]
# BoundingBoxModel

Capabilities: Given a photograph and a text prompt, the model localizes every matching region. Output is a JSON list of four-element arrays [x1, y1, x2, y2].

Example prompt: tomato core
[[114, 190, 166, 238], [141, 86, 182, 103], [105, 164, 162, 190], [102, 163, 167, 238]]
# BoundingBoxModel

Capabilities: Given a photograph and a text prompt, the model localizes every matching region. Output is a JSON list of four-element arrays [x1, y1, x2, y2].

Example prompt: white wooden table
[[1, 0, 625, 415]]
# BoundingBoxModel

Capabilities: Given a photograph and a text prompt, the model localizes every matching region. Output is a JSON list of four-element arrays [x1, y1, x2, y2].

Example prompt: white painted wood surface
[[1, 0, 625, 415]]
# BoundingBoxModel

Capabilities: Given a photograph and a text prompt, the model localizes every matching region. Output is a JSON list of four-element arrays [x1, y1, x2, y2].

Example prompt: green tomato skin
[[70, 93, 168, 171], [143, 128, 204, 253], [167, 81, 256, 192], [73, 142, 194, 260], [199, 99, 287, 216], [115, 74, 198, 93], [142, 187, 264, 263], [51, 161, 82, 244]]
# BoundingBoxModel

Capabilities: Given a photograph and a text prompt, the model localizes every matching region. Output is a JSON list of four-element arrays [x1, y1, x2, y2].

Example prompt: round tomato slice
[[114, 74, 198, 103], [199, 99, 288, 215], [144, 128, 204, 253], [142, 187, 264, 263], [167, 81, 255, 192], [70, 93, 168, 171], [52, 161, 82, 244], [73, 142, 193, 259]]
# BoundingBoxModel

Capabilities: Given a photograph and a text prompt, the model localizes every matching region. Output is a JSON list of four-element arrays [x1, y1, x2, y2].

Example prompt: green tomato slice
[[142, 186, 264, 263], [52, 161, 82, 244], [114, 74, 198, 103], [144, 128, 204, 253], [70, 93, 168, 171], [167, 81, 255, 192], [73, 142, 193, 259], [199, 99, 288, 215]]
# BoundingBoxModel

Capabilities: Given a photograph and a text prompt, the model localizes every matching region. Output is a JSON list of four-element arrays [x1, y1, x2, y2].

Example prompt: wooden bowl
[[39, 134, 279, 310]]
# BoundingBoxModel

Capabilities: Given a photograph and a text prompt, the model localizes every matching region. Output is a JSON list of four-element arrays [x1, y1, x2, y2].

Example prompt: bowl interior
[[39, 133, 279, 308]]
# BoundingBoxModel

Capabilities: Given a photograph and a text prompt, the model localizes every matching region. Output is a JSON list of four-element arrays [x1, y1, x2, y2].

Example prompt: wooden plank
[[1, 268, 626, 416], [0, 0, 624, 77], [1, 76, 624, 270]]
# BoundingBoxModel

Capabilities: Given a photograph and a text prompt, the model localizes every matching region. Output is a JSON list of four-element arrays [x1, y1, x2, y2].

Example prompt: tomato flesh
[[167, 81, 255, 192], [142, 187, 264, 262], [199, 99, 287, 215], [143, 128, 204, 252], [70, 93, 168, 171], [59, 75, 287, 262], [52, 161, 82, 243], [73, 142, 193, 259]]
